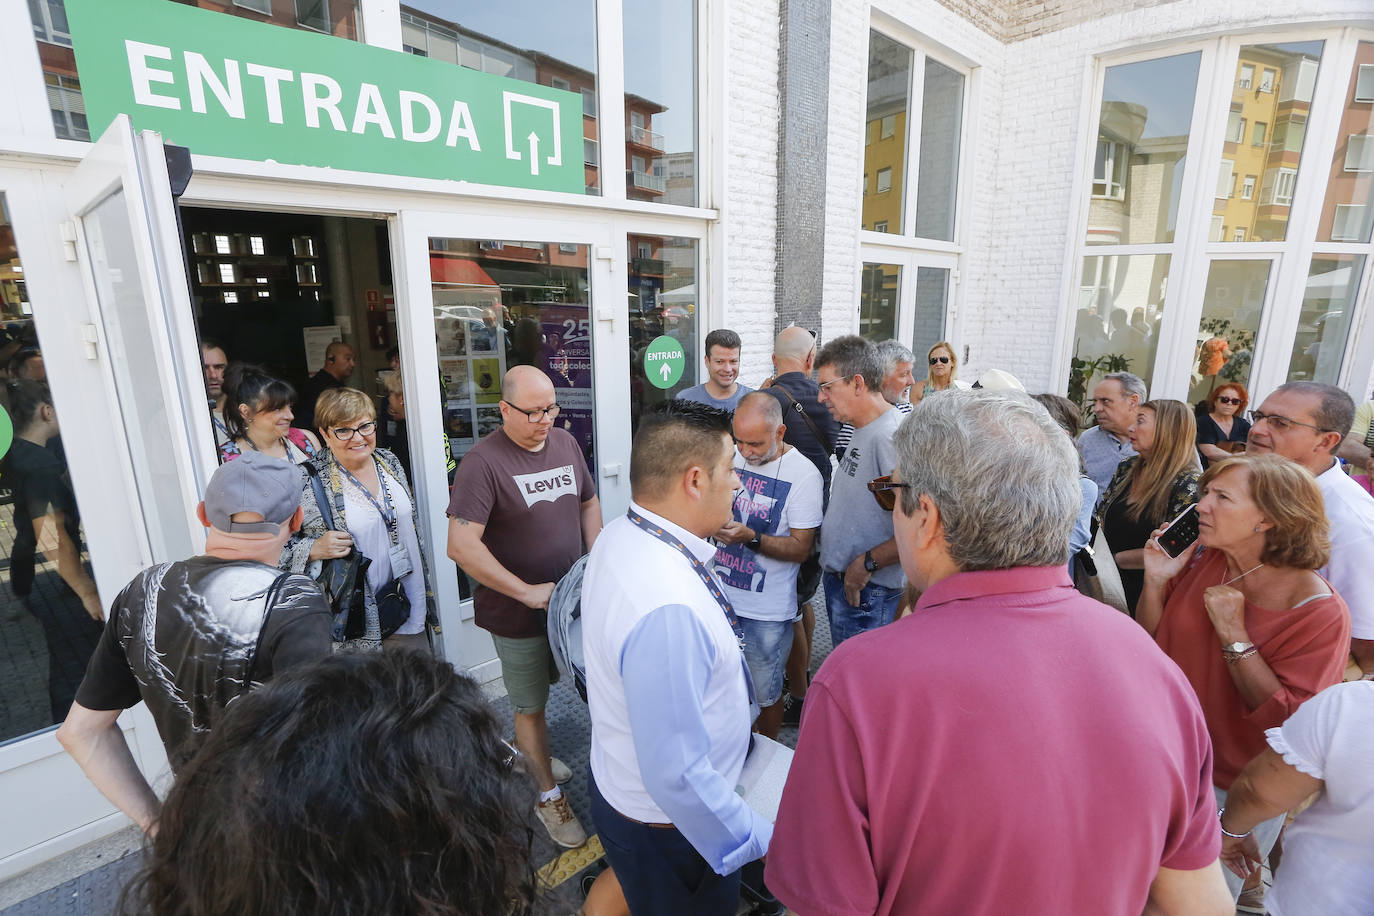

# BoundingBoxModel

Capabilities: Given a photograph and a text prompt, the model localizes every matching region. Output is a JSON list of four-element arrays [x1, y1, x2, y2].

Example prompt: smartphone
[[1155, 504, 1200, 558]]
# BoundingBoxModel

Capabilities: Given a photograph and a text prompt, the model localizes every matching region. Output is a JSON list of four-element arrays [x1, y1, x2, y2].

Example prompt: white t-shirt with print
[[711, 447, 824, 623]]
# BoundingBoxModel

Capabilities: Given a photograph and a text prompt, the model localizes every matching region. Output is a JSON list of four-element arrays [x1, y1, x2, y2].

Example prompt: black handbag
[[304, 462, 371, 641], [374, 575, 410, 639]]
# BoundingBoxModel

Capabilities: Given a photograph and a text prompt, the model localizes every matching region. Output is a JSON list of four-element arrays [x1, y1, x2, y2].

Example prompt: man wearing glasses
[[448, 365, 602, 849], [815, 336, 905, 646], [1245, 382, 1374, 676]]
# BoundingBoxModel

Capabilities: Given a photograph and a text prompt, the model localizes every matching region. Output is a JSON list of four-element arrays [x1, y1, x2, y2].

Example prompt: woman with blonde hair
[[1140, 454, 1350, 902], [909, 341, 969, 404], [1097, 398, 1200, 613]]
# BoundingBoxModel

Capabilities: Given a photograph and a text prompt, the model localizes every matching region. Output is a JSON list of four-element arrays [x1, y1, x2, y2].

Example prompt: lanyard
[[337, 456, 399, 546], [627, 508, 745, 651]]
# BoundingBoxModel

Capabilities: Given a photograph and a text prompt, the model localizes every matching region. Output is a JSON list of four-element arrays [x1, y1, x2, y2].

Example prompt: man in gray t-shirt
[[676, 328, 752, 412], [815, 336, 905, 646]]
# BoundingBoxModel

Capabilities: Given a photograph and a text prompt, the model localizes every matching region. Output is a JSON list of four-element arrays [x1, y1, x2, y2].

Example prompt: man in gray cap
[[58, 452, 331, 833]]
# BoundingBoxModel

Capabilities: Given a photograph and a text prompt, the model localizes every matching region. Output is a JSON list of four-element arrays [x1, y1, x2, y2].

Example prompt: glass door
[[858, 248, 959, 372]]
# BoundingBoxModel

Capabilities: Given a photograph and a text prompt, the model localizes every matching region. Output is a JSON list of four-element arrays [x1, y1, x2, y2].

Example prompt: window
[[44, 71, 88, 141], [294, 0, 330, 32], [552, 77, 571, 91], [1216, 160, 1234, 199], [214, 234, 232, 254], [233, 0, 272, 13], [622, 0, 697, 205], [1252, 122, 1267, 146], [1270, 167, 1298, 205], [1228, 113, 1250, 144], [249, 236, 266, 256], [1233, 228, 1245, 242], [860, 263, 901, 341], [584, 139, 599, 166], [862, 173, 868, 195], [1210, 215, 1224, 242], [863, 32, 912, 233], [223, 291, 239, 304], [873, 221, 888, 233], [29, 0, 71, 45], [881, 114, 896, 139], [1347, 135, 1374, 172], [1238, 64, 1254, 89], [1092, 139, 1127, 199], [1332, 205, 1365, 242], [876, 167, 892, 193], [1260, 68, 1276, 92], [1358, 64, 1374, 102], [1241, 175, 1255, 200], [582, 88, 597, 118]]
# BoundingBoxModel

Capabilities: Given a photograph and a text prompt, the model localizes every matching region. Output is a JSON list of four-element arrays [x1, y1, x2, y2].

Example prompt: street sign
[[64, 0, 584, 193], [645, 335, 686, 390]]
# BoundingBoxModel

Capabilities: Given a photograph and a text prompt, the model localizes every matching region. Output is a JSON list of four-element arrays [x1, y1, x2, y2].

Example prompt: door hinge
[[79, 324, 99, 360], [60, 221, 78, 262]]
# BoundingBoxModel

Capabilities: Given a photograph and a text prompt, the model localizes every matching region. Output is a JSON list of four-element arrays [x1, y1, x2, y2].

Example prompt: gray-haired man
[[58, 451, 331, 832], [767, 389, 1232, 915], [1079, 371, 1146, 494]]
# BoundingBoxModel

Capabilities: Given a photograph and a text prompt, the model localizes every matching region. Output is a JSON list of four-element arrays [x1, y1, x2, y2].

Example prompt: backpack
[[547, 555, 590, 702]]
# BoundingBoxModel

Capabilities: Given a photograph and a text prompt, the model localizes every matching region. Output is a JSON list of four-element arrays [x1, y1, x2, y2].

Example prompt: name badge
[[388, 541, 413, 580]]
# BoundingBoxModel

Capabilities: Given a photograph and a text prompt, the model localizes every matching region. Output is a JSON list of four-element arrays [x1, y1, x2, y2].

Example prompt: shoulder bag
[[303, 461, 371, 641]]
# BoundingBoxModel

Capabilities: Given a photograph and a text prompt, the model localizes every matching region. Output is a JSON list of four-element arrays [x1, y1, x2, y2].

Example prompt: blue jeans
[[822, 571, 902, 647], [738, 616, 795, 706]]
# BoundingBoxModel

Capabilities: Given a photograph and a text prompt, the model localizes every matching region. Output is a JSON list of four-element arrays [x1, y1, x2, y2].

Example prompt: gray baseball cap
[[203, 451, 302, 534]]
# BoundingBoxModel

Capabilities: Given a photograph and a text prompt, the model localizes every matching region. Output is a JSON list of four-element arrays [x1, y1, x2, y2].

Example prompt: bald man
[[447, 365, 601, 849], [299, 341, 356, 430]]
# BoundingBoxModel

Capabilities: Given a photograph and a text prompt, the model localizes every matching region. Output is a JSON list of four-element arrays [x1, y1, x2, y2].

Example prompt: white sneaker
[[536, 793, 587, 848]]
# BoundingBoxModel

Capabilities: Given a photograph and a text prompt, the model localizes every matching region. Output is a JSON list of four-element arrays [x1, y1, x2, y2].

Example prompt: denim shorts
[[822, 571, 902, 647], [738, 616, 795, 707], [490, 633, 559, 714]]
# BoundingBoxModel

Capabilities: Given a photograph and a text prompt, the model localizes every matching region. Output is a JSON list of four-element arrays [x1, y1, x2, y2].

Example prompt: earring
[[1253, 524, 1262, 533]]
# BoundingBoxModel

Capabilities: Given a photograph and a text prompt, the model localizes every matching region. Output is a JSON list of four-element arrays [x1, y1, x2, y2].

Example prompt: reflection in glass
[[1215, 42, 1324, 243], [1188, 260, 1272, 405], [628, 236, 697, 432], [429, 237, 594, 600], [0, 196, 105, 745], [859, 263, 900, 341], [623, 0, 697, 206], [403, 1, 600, 194], [862, 32, 912, 233], [915, 59, 963, 241], [1086, 53, 1201, 246], [1317, 42, 1374, 244], [1286, 255, 1366, 384], [1070, 255, 1170, 406], [911, 267, 949, 357]]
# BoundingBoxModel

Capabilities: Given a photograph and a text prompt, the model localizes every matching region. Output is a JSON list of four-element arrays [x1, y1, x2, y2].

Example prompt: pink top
[[766, 566, 1219, 916]]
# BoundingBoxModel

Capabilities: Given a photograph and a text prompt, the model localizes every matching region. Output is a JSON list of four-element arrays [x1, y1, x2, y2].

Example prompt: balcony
[[627, 169, 666, 194], [628, 124, 665, 151]]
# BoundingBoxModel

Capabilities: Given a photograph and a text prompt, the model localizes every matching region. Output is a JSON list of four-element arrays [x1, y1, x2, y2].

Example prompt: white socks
[[539, 786, 562, 803]]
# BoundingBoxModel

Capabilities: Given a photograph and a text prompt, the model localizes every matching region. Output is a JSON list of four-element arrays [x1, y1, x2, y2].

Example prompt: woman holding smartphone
[[1137, 454, 1350, 903], [1097, 398, 1200, 613]]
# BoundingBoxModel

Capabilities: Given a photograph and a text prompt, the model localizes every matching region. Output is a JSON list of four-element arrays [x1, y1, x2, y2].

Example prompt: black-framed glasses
[[502, 400, 561, 421], [1216, 396, 1241, 405], [929, 356, 951, 365], [1246, 410, 1333, 434], [818, 374, 856, 392], [867, 474, 911, 511], [330, 420, 377, 441]]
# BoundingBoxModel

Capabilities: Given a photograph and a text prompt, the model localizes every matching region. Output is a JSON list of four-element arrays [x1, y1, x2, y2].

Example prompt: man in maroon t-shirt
[[448, 365, 601, 849], [766, 389, 1233, 916]]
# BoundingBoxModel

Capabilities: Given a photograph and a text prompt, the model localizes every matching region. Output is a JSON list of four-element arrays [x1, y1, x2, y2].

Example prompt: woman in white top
[[909, 341, 971, 404], [1219, 680, 1374, 916], [282, 387, 432, 653]]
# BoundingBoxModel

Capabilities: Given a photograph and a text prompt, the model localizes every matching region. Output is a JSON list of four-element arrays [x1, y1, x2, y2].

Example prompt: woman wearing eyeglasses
[[282, 387, 433, 653], [909, 341, 970, 404], [1097, 399, 1201, 614], [1197, 383, 1251, 469]]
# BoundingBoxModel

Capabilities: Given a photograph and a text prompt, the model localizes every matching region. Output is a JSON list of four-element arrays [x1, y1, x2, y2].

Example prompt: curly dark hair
[[120, 652, 540, 916]]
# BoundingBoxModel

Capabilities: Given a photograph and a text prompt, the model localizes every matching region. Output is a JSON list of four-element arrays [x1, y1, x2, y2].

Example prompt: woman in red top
[[1137, 453, 1350, 902]]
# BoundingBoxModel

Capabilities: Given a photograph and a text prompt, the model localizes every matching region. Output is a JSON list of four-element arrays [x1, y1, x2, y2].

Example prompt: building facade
[[0, 0, 1370, 878]]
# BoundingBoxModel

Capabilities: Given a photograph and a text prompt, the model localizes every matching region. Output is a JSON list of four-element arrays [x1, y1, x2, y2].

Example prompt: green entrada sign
[[64, 0, 584, 193], [645, 335, 686, 390]]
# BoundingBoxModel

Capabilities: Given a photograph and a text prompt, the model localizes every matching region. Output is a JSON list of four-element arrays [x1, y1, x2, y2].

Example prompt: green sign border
[[65, 0, 584, 194]]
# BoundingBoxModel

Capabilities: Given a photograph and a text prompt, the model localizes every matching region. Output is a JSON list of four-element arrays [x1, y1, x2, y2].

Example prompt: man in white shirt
[[712, 392, 822, 737], [581, 399, 770, 915], [1246, 381, 1374, 674]]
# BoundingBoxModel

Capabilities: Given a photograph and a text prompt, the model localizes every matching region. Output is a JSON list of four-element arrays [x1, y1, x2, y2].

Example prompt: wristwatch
[[747, 533, 763, 552], [863, 550, 880, 573], [1221, 641, 1255, 655]]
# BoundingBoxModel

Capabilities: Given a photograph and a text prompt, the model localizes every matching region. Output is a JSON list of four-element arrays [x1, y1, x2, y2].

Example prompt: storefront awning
[[430, 257, 499, 288]]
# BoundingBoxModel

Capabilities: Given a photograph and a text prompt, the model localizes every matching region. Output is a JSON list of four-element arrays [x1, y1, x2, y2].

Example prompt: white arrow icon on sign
[[503, 91, 562, 177], [528, 132, 541, 176], [659, 363, 672, 382]]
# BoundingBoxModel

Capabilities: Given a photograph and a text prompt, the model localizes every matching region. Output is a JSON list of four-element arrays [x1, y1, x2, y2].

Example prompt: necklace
[[1224, 562, 1264, 587]]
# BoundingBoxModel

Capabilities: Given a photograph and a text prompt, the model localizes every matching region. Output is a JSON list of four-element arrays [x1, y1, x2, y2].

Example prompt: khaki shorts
[[491, 633, 560, 714]]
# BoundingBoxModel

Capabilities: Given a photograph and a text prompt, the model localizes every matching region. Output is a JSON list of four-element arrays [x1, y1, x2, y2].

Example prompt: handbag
[[304, 462, 371, 641], [374, 574, 410, 639]]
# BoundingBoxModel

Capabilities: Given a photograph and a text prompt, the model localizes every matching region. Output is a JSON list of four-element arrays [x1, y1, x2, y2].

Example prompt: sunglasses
[[929, 356, 951, 365], [1216, 396, 1241, 405], [867, 474, 911, 511]]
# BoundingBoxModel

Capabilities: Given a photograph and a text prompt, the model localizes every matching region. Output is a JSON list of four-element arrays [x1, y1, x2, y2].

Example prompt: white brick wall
[[809, 0, 1373, 393]]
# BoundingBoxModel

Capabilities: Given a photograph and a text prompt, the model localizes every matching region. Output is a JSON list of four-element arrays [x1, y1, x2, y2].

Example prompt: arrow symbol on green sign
[[659, 363, 672, 382], [528, 131, 541, 176], [645, 335, 685, 390]]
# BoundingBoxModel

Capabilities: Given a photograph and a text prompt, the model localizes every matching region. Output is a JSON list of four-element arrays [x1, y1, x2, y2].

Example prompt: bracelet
[[1217, 807, 1251, 839], [1225, 647, 1259, 664]]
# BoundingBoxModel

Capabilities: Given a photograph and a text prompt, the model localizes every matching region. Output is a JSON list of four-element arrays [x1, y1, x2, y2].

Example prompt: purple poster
[[540, 303, 595, 472]]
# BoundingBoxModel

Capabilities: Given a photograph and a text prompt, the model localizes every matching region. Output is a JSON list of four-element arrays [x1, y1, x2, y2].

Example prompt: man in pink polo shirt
[[765, 389, 1232, 916]]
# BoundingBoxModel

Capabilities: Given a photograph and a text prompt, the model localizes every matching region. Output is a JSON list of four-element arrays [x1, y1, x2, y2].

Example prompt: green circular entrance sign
[[645, 335, 686, 390], [0, 407, 12, 462]]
